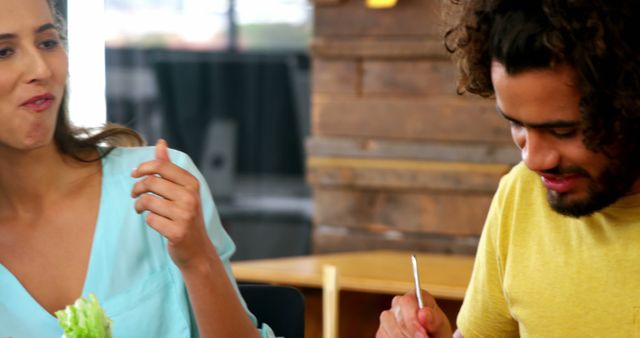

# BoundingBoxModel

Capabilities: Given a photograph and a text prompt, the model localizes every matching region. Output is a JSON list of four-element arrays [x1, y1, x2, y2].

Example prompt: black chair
[[239, 284, 305, 338]]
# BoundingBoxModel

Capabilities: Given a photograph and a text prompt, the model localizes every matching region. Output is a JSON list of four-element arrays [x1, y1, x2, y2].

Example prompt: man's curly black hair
[[444, 0, 640, 159]]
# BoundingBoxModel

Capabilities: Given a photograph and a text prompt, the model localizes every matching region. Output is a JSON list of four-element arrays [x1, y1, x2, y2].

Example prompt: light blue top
[[0, 147, 276, 338]]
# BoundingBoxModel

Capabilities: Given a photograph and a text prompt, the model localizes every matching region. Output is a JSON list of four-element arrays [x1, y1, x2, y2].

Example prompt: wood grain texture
[[311, 36, 449, 59], [306, 137, 520, 164], [312, 59, 360, 95], [232, 250, 474, 298], [307, 0, 503, 255], [312, 187, 493, 236], [313, 0, 345, 5], [307, 157, 511, 191], [312, 95, 512, 142], [315, 0, 442, 37], [312, 226, 480, 255], [362, 60, 457, 96]]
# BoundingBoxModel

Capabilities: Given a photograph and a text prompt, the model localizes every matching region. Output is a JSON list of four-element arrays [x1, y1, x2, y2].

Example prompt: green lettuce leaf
[[55, 293, 113, 338]]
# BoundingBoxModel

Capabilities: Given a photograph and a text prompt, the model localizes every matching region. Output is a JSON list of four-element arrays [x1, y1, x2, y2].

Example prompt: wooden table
[[232, 250, 474, 337]]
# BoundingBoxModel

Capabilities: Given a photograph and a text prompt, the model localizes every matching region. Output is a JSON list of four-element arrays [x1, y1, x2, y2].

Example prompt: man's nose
[[520, 130, 560, 172]]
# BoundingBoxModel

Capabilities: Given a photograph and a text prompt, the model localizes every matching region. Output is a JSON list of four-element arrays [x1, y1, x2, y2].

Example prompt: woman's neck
[[0, 144, 100, 218]]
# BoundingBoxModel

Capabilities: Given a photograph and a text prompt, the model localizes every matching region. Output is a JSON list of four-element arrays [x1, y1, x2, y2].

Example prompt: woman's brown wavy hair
[[444, 0, 640, 157], [48, 0, 143, 162]]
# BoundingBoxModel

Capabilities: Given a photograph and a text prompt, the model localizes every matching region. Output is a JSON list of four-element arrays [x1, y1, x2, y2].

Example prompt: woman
[[0, 0, 274, 337]]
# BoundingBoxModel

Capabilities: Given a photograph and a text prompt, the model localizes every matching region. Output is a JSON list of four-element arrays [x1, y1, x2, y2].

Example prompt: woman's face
[[0, 0, 67, 152]]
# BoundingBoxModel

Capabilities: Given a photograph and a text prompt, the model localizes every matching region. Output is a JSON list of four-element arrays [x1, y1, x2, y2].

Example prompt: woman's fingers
[[134, 189, 199, 220], [155, 138, 170, 162], [130, 140, 201, 228], [131, 140, 196, 190], [144, 211, 183, 242], [131, 174, 181, 201], [129, 140, 215, 269], [132, 159, 198, 190], [134, 194, 196, 241], [134, 193, 174, 218]]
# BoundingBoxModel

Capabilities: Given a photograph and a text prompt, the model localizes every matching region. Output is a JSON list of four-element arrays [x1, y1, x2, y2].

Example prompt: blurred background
[[58, 0, 519, 263], [102, 0, 314, 261], [57, 1, 523, 335], [61, 0, 313, 261]]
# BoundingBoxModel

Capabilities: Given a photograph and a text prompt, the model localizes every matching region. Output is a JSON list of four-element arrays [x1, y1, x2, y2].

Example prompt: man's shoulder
[[497, 162, 539, 192], [493, 162, 547, 209]]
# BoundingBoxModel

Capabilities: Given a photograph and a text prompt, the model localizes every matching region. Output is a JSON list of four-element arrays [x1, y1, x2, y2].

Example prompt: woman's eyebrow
[[36, 23, 57, 33], [0, 23, 57, 40]]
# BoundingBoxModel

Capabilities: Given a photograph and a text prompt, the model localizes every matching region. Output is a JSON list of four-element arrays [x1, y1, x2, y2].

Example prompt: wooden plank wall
[[308, 0, 520, 254]]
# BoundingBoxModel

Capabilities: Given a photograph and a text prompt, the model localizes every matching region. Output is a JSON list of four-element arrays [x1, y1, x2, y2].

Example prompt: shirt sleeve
[[169, 149, 277, 338], [456, 178, 519, 338]]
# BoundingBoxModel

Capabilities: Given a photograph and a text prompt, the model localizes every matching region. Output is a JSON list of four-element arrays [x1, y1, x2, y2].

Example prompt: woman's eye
[[40, 39, 60, 49], [0, 48, 15, 59]]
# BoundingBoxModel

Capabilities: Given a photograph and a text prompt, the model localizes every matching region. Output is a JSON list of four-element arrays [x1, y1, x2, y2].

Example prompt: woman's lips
[[21, 94, 55, 112], [541, 174, 583, 193]]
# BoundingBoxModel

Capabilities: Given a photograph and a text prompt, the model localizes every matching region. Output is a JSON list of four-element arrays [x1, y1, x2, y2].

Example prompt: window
[[68, 0, 106, 128], [236, 0, 312, 50], [105, 0, 230, 49], [103, 0, 312, 50]]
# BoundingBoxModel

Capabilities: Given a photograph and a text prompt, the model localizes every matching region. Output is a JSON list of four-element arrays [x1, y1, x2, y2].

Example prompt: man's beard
[[546, 159, 639, 217]]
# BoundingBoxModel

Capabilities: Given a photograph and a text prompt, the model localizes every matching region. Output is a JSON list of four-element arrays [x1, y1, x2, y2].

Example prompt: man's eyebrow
[[0, 23, 57, 41], [496, 105, 581, 129]]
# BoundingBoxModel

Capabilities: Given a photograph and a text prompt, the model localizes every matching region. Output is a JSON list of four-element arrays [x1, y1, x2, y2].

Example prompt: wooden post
[[323, 265, 340, 338]]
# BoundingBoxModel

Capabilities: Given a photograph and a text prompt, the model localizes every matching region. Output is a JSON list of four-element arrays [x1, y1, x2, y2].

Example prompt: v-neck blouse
[[0, 147, 274, 338]]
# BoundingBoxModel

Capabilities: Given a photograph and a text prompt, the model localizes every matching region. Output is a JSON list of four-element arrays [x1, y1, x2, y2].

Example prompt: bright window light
[[67, 0, 106, 129], [236, 0, 310, 25]]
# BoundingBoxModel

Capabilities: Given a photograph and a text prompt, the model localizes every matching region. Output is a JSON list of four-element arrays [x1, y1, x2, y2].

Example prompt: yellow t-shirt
[[457, 162, 640, 338]]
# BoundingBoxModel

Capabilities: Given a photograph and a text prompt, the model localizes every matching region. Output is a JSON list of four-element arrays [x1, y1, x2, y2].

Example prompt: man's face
[[491, 61, 640, 217]]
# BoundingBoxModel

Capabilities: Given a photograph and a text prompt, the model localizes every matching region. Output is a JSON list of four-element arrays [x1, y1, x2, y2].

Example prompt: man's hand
[[376, 289, 453, 338]]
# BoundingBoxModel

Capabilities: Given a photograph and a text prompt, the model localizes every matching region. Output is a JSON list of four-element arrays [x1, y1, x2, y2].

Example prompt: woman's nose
[[23, 48, 53, 84]]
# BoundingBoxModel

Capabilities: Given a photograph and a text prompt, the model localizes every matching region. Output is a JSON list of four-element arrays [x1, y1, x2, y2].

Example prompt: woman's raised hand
[[131, 139, 216, 271]]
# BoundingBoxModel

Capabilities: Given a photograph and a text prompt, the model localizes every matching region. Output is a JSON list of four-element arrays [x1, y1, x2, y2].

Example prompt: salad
[[55, 293, 113, 338]]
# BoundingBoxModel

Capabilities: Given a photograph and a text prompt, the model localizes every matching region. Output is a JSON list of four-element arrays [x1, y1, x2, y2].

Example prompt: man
[[376, 1, 640, 337]]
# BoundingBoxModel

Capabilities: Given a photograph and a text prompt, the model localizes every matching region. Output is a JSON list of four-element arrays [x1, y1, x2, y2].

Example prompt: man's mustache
[[542, 166, 591, 178]]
